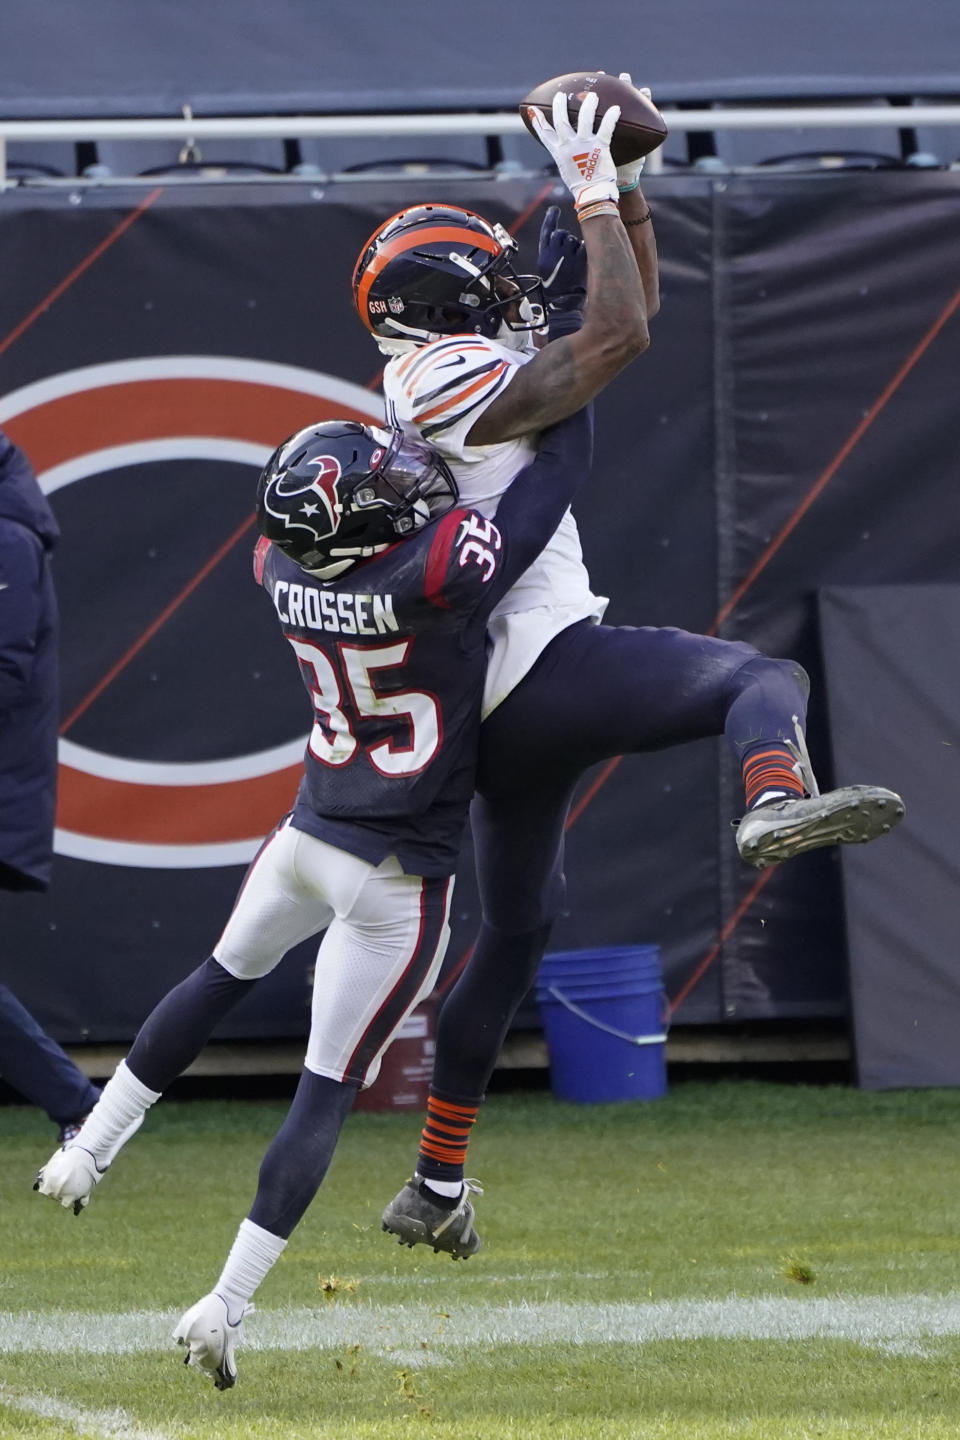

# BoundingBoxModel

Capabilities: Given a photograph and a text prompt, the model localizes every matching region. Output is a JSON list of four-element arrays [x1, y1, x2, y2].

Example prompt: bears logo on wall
[[0, 356, 381, 870]]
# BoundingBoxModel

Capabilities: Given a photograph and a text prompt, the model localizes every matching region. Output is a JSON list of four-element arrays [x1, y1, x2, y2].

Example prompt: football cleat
[[33, 1113, 144, 1215], [736, 785, 905, 869], [381, 1176, 483, 1260], [173, 1291, 249, 1391]]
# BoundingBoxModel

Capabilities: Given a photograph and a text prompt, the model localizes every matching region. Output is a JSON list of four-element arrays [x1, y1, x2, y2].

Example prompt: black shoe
[[381, 1176, 483, 1259]]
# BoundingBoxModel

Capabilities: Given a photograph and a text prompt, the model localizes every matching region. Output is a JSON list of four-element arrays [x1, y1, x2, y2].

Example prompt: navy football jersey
[[255, 405, 592, 876]]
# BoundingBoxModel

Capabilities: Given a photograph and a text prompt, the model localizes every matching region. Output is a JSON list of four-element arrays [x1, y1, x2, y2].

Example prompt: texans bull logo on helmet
[[269, 451, 338, 541], [264, 442, 384, 552]]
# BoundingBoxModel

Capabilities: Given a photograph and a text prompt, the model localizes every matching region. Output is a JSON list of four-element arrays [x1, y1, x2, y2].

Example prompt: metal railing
[[2, 104, 959, 185]]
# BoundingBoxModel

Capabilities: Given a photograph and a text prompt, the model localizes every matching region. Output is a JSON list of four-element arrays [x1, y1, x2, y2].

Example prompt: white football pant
[[213, 820, 451, 1087]]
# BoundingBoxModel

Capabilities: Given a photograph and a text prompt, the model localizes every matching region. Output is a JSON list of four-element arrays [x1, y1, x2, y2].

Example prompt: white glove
[[527, 89, 620, 209], [615, 74, 650, 191], [34, 1144, 102, 1214]]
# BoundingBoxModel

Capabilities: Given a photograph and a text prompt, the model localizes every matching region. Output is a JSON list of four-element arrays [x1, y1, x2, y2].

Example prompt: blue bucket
[[537, 944, 661, 983], [535, 946, 667, 1104]]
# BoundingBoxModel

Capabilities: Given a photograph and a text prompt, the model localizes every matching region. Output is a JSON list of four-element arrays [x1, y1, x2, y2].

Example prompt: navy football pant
[[430, 621, 809, 1102], [0, 982, 100, 1127]]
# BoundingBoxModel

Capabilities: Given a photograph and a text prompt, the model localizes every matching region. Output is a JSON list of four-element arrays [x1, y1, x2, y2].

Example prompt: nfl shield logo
[[388, 296, 405, 314]]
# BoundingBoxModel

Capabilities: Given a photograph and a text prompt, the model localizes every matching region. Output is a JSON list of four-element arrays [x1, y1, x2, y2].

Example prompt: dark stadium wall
[[714, 172, 960, 1026], [0, 171, 957, 1044], [820, 585, 960, 1091], [3, 0, 959, 114]]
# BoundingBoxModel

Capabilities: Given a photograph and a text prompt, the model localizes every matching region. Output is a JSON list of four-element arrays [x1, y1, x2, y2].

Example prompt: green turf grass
[[2, 1081, 960, 1438]]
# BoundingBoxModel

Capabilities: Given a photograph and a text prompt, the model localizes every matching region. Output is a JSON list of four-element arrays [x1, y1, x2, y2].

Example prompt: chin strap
[[303, 557, 357, 581], [495, 318, 539, 355], [376, 334, 425, 357]]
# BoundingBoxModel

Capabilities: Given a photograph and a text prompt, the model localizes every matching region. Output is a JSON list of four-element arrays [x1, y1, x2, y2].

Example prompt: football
[[520, 71, 668, 166]]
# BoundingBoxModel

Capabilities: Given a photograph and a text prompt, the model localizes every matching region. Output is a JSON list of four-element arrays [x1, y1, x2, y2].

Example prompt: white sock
[[751, 788, 791, 810], [75, 1060, 160, 1162], [215, 1219, 287, 1324], [420, 1176, 462, 1199]]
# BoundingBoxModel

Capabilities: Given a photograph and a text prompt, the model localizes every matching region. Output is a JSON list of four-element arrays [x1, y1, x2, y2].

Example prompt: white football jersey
[[383, 333, 607, 716]]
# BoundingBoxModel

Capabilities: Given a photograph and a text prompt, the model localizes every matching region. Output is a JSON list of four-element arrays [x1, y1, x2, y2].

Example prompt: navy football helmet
[[257, 420, 458, 580], [352, 203, 545, 350]]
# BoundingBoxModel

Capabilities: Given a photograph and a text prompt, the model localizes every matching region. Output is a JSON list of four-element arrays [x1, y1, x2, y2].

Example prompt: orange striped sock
[[416, 1092, 479, 1184], [742, 743, 804, 809]]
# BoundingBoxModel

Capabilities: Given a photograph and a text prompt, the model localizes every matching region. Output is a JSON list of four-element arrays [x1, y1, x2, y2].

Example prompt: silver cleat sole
[[737, 785, 905, 869]]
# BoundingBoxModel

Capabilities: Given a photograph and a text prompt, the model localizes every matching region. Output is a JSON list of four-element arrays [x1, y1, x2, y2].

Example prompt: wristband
[[572, 178, 620, 210], [617, 177, 642, 194], [576, 199, 620, 224]]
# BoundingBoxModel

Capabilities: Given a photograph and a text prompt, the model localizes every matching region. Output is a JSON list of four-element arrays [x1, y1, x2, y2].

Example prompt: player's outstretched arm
[[615, 76, 660, 321], [468, 91, 649, 446], [618, 183, 659, 320]]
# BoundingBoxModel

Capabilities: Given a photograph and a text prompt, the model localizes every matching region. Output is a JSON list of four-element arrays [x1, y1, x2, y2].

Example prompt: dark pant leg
[[474, 622, 808, 932], [433, 622, 809, 1102], [429, 771, 576, 1102], [126, 957, 255, 1092], [479, 622, 809, 791], [248, 1068, 357, 1239], [432, 920, 553, 1101], [0, 982, 100, 1125]]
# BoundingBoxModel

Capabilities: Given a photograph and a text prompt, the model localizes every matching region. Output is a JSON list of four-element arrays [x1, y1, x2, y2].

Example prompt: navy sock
[[248, 1068, 357, 1238], [126, 956, 254, 1092]]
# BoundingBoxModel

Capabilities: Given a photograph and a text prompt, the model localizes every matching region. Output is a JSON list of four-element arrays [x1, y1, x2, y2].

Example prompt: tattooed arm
[[467, 212, 649, 445]]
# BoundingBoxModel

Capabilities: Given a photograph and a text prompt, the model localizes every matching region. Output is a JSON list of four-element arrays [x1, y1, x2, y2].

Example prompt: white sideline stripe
[[2, 1293, 960, 1360], [0, 1386, 175, 1439]]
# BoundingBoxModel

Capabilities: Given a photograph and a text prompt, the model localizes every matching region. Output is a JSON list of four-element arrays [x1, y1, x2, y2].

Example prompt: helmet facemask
[[347, 426, 460, 542], [444, 227, 546, 347]]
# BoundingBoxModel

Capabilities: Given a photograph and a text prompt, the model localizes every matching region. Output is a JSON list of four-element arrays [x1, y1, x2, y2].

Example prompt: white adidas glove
[[616, 73, 649, 192], [526, 89, 620, 209]]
